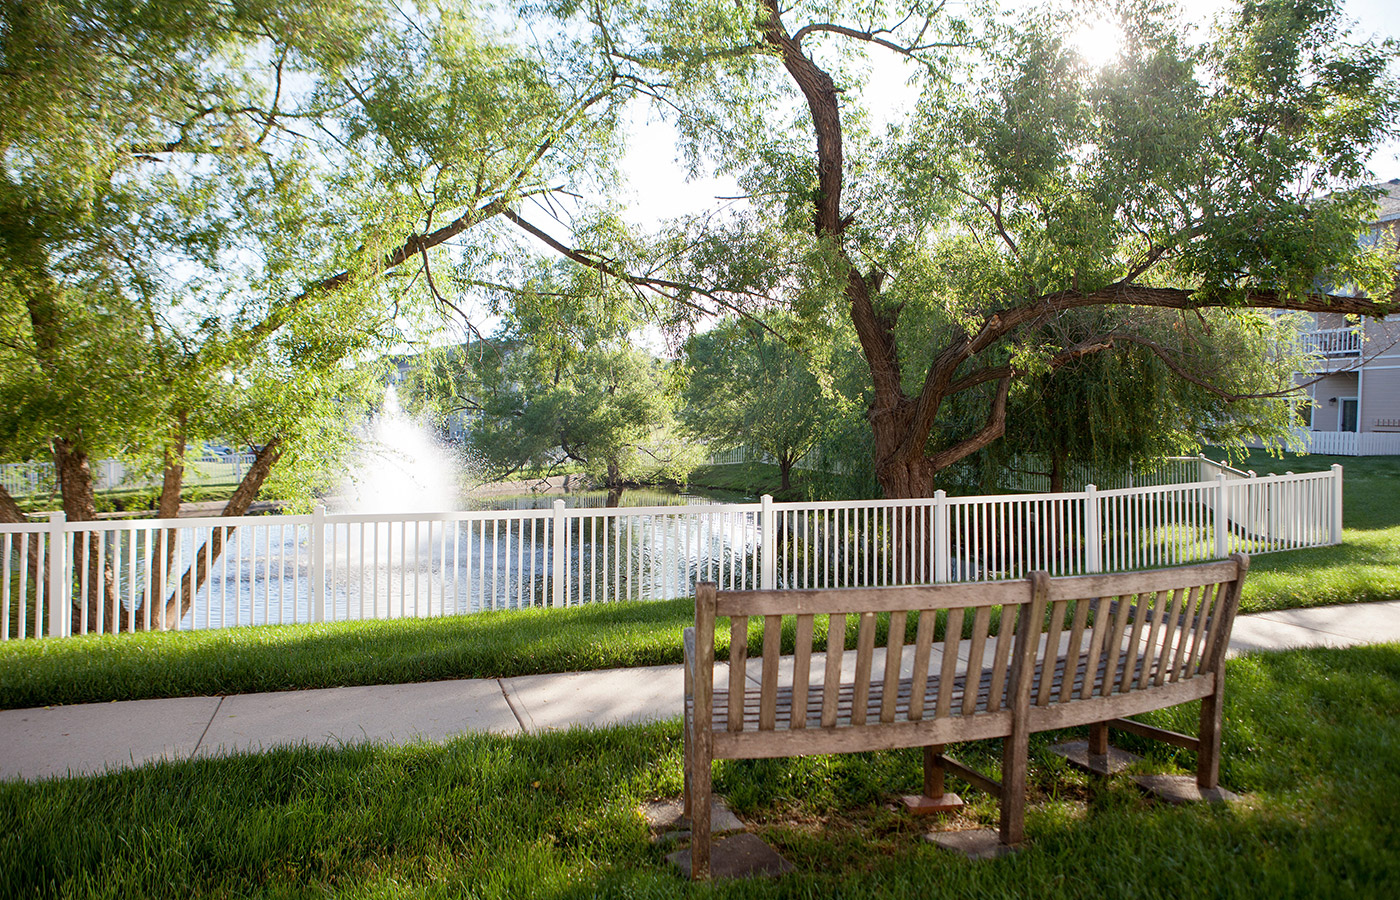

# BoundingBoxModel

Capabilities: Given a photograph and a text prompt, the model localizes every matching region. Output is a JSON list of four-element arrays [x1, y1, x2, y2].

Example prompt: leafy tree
[[986, 308, 1313, 492], [682, 318, 831, 493], [532, 0, 1399, 499], [0, 0, 627, 629], [465, 340, 698, 495]]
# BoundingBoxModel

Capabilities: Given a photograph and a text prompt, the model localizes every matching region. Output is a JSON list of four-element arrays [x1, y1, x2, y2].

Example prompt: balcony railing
[[1302, 326, 1362, 358]]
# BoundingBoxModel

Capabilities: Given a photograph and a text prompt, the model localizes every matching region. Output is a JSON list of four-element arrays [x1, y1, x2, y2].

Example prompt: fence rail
[[2, 466, 1343, 640], [0, 454, 257, 498]]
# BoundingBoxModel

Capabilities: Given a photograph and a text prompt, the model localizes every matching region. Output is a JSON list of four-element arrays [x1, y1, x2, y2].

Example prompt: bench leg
[[1197, 672, 1224, 790], [999, 734, 1029, 845], [1089, 721, 1109, 756], [682, 718, 692, 818], [690, 751, 712, 880], [903, 745, 964, 815]]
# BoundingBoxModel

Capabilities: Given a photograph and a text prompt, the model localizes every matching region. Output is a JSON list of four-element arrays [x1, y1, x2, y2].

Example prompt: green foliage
[[471, 339, 700, 487], [0, 0, 628, 508], [983, 307, 1312, 488], [681, 317, 832, 490]]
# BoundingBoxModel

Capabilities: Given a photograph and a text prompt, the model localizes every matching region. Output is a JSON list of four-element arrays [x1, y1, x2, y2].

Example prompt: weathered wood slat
[[851, 612, 877, 726], [759, 614, 781, 730], [1138, 590, 1171, 690], [936, 608, 963, 718], [1080, 597, 1110, 700], [728, 615, 747, 732], [714, 581, 1031, 617], [821, 613, 846, 727], [987, 605, 1016, 713], [1038, 599, 1068, 707], [1155, 587, 1186, 687], [1171, 586, 1201, 681], [1100, 594, 1133, 699], [1045, 560, 1240, 601], [1188, 582, 1221, 676], [1059, 598, 1090, 703], [1119, 593, 1151, 694], [963, 606, 991, 716], [881, 610, 907, 723], [791, 614, 814, 730], [907, 609, 936, 721], [1198, 586, 1229, 677]]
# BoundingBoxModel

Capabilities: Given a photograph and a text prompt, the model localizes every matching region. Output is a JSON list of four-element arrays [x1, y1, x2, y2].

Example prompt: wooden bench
[[681, 554, 1250, 879]]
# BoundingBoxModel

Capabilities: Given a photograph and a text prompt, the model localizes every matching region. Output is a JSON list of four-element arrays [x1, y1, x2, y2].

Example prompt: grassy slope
[[1223, 450, 1400, 612], [1, 451, 1393, 709], [1, 644, 1396, 898]]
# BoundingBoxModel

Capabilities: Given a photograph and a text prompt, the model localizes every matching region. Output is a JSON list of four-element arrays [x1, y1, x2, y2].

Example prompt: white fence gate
[[1, 466, 1343, 640]]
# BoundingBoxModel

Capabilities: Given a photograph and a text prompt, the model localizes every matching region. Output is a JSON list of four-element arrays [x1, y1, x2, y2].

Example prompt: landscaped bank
[[1, 645, 1396, 898]]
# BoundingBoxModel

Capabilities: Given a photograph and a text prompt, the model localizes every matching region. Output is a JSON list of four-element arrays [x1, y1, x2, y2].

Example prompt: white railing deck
[[2, 465, 1343, 640], [1301, 326, 1363, 358]]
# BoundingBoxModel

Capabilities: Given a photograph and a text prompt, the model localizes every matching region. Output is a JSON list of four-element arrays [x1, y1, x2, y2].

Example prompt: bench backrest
[[691, 575, 1050, 756], [1025, 555, 1250, 714], [691, 554, 1248, 751]]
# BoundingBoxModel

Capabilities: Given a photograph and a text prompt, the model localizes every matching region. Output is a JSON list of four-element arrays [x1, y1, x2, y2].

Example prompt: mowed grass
[[2, 644, 1398, 898], [1, 450, 1393, 710]]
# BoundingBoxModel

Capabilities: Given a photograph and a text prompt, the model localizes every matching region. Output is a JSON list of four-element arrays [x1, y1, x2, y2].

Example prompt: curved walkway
[[3, 601, 1398, 782]]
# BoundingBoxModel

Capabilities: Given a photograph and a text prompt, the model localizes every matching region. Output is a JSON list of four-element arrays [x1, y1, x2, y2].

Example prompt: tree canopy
[[520, 0, 1399, 498], [681, 317, 832, 493]]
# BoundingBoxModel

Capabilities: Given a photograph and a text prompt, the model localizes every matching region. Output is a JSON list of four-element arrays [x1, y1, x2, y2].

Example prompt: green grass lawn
[[1221, 450, 1400, 612], [2, 644, 1396, 898]]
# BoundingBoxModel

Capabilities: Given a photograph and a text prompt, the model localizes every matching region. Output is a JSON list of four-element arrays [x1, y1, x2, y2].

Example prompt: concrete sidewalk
[[4, 601, 1399, 782]]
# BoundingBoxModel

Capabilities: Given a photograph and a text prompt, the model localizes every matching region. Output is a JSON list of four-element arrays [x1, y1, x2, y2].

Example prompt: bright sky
[[618, 0, 1400, 226]]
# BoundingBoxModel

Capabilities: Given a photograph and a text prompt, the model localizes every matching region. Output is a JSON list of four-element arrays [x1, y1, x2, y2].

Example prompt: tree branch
[[924, 376, 1011, 472]]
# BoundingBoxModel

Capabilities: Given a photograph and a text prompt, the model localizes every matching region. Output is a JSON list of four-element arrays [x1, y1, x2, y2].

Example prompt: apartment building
[[1297, 179, 1400, 454]]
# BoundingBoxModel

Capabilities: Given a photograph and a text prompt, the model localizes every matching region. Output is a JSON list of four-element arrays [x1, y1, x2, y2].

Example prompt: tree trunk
[[778, 455, 793, 494], [147, 429, 187, 621], [53, 438, 120, 634], [1050, 448, 1066, 494], [155, 438, 282, 630]]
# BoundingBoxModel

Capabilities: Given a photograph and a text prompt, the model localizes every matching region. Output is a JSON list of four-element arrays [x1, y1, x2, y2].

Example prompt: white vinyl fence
[[2, 466, 1343, 640], [1295, 430, 1400, 457]]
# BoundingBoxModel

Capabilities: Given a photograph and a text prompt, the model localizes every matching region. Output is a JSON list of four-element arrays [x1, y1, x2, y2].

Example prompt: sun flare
[[1070, 16, 1126, 69]]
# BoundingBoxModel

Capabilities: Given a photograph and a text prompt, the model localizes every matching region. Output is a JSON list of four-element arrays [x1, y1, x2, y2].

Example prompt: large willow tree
[[525, 0, 1399, 499]]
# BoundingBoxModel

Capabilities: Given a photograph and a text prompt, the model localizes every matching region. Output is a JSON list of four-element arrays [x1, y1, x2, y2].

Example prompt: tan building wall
[[1308, 372, 1359, 432], [1359, 367, 1400, 431]]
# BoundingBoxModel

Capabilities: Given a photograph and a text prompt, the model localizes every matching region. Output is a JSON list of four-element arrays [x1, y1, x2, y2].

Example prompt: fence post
[[1214, 473, 1229, 559], [1331, 463, 1344, 545], [311, 504, 326, 623], [46, 511, 68, 638], [551, 499, 566, 607], [760, 494, 776, 590], [933, 490, 949, 583], [1084, 485, 1102, 574]]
